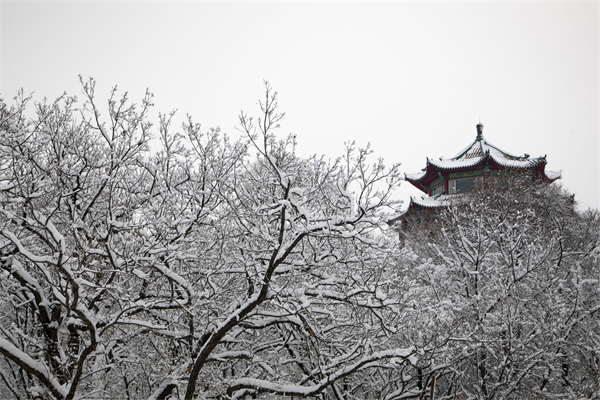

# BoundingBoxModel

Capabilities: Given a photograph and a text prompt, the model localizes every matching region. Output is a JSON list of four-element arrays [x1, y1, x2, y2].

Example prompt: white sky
[[2, 2, 598, 210]]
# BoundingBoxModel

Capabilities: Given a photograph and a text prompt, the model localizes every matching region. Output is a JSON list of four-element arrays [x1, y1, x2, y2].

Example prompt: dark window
[[449, 177, 482, 194], [432, 184, 444, 196]]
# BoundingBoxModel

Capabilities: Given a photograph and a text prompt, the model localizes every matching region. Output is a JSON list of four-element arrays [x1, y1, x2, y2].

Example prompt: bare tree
[[401, 178, 600, 399], [0, 80, 421, 400]]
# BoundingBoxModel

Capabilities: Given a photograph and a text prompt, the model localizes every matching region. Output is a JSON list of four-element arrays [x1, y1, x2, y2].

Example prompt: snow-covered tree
[[0, 80, 421, 399], [401, 178, 600, 399]]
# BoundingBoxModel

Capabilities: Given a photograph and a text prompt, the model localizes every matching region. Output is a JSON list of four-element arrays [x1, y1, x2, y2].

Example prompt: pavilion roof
[[387, 194, 453, 226], [409, 194, 452, 208], [405, 123, 561, 183]]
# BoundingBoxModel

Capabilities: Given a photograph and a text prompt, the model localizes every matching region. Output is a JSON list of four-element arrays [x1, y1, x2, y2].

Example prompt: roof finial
[[476, 121, 484, 140]]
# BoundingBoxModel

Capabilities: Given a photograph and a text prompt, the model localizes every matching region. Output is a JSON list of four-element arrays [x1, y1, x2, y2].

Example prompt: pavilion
[[389, 123, 562, 232]]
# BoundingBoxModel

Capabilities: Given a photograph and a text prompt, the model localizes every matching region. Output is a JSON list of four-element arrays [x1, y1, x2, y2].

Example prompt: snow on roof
[[405, 170, 427, 181], [545, 170, 562, 180], [430, 135, 539, 169], [387, 194, 453, 225], [410, 194, 452, 208], [406, 126, 547, 182]]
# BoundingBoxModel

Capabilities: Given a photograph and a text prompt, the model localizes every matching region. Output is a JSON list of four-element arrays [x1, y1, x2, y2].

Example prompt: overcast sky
[[2, 2, 598, 210]]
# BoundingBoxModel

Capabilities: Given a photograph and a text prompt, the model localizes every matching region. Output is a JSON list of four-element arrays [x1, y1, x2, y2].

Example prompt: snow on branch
[[0, 338, 67, 399], [227, 347, 416, 397]]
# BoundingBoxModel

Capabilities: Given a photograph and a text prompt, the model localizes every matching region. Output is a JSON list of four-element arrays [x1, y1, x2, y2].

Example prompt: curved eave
[[405, 161, 438, 193], [534, 163, 561, 182], [545, 169, 562, 181], [387, 195, 449, 226], [410, 195, 450, 209]]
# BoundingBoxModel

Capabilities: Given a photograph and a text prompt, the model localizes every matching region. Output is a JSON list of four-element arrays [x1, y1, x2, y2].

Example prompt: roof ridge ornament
[[476, 122, 484, 141]]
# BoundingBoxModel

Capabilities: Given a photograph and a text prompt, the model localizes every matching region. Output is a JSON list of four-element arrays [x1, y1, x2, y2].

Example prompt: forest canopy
[[0, 81, 598, 399]]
